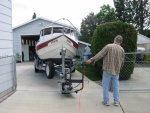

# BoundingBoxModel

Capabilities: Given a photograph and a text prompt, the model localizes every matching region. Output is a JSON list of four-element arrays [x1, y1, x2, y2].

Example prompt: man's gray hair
[[115, 35, 123, 43]]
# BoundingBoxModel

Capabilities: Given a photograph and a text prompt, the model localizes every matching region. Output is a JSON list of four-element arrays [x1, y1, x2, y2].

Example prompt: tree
[[113, 0, 125, 22], [80, 4, 117, 43], [131, 0, 150, 31], [80, 12, 97, 43], [113, 0, 150, 31], [32, 12, 36, 19], [96, 4, 117, 24]]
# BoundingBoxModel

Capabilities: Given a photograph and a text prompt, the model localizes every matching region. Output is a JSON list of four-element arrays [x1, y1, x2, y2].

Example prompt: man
[[86, 35, 124, 106]]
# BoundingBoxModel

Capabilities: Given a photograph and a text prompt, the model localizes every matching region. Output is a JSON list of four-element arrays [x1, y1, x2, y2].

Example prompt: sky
[[12, 0, 114, 30]]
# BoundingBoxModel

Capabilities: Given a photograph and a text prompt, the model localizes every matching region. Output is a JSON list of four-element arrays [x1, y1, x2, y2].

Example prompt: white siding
[[0, 31, 12, 40], [0, 0, 13, 56], [0, 3, 11, 16], [0, 22, 12, 32], [0, 14, 11, 24], [0, 0, 11, 9], [0, 40, 12, 48], [145, 44, 150, 52], [0, 0, 14, 97], [137, 34, 150, 44], [137, 34, 150, 52]]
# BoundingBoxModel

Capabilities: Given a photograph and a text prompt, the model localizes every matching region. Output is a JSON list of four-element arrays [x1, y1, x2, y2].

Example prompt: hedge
[[91, 21, 137, 80]]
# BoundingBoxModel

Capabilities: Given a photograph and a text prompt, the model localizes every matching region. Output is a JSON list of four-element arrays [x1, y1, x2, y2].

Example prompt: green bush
[[144, 54, 150, 61], [91, 21, 137, 80]]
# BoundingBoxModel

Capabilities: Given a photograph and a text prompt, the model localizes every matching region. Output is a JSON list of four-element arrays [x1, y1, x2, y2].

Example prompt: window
[[65, 28, 74, 36], [44, 28, 51, 35], [53, 27, 64, 33]]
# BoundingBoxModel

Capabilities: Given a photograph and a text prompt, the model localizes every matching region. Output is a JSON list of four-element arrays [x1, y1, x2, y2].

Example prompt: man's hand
[[86, 59, 92, 64]]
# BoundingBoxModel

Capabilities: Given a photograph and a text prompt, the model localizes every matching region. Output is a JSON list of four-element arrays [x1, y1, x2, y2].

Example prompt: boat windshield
[[53, 27, 64, 33], [64, 28, 75, 36], [53, 27, 75, 36]]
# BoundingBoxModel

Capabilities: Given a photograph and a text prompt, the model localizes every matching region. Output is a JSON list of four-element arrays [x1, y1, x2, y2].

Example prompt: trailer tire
[[45, 61, 55, 79], [35, 66, 39, 72], [34, 59, 39, 73]]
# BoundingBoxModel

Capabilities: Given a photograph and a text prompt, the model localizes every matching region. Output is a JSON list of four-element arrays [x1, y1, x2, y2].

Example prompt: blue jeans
[[102, 71, 119, 103]]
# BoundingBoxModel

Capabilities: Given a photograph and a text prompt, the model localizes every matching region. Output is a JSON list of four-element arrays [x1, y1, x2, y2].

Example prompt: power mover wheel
[[45, 61, 55, 79], [72, 68, 75, 73]]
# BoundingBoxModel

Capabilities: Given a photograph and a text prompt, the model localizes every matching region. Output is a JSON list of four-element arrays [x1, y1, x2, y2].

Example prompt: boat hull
[[36, 35, 78, 60]]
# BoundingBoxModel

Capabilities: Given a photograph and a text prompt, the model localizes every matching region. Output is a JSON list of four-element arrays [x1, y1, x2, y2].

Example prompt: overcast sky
[[12, 0, 114, 30]]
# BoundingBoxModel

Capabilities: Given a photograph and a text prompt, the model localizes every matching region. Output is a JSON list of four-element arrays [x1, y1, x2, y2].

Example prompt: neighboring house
[[12, 17, 85, 62], [137, 34, 150, 52]]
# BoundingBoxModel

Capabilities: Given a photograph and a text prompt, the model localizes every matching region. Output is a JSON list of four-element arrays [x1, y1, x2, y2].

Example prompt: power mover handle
[[81, 62, 86, 90]]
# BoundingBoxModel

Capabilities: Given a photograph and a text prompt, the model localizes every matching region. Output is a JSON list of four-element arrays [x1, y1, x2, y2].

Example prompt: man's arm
[[121, 51, 125, 69], [86, 45, 108, 64]]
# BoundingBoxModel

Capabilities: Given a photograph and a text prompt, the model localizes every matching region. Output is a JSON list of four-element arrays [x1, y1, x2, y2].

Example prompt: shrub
[[144, 54, 150, 61], [76, 61, 100, 81], [91, 21, 137, 80]]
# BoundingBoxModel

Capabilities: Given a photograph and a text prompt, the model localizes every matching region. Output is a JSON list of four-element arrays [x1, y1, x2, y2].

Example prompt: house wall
[[137, 34, 150, 52], [0, 0, 16, 98], [145, 44, 150, 52], [138, 43, 150, 52], [0, 0, 13, 56]]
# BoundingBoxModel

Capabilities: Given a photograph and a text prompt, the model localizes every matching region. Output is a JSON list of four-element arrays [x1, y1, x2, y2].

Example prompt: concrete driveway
[[0, 62, 123, 113]]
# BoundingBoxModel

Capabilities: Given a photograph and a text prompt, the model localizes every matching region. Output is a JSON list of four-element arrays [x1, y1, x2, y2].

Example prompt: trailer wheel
[[34, 59, 39, 72], [45, 61, 55, 79], [35, 66, 39, 72]]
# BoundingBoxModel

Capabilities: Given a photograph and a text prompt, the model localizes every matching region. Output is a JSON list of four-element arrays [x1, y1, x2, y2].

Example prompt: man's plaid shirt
[[91, 43, 124, 75]]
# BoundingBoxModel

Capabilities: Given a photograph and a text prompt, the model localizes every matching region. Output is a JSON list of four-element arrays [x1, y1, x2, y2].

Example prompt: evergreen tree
[[113, 0, 150, 31], [32, 12, 36, 19], [113, 0, 126, 22]]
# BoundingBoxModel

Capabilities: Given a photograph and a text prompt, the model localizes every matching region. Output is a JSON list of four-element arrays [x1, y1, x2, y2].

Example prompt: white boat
[[35, 23, 79, 64], [34, 20, 83, 93]]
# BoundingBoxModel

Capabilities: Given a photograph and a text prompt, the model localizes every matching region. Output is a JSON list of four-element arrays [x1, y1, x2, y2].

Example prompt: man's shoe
[[102, 101, 110, 106], [114, 102, 119, 106]]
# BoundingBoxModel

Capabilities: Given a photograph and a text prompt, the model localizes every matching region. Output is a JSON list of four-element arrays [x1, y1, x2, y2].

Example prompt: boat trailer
[[34, 48, 86, 94]]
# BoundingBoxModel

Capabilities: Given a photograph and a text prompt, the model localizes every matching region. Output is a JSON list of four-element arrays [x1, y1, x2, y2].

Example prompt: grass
[[76, 61, 101, 81]]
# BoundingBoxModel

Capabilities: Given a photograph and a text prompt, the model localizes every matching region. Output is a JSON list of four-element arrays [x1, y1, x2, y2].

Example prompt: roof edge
[[78, 40, 91, 46], [13, 17, 55, 30], [138, 33, 150, 40]]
